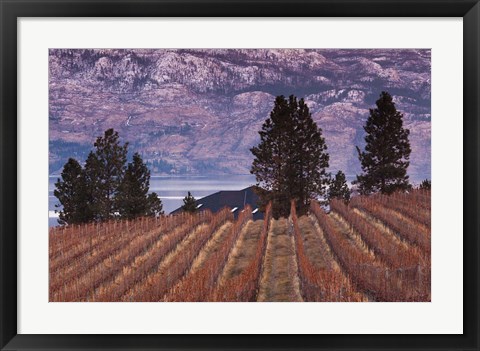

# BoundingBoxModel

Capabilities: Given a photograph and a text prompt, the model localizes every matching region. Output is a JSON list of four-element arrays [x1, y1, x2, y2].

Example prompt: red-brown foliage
[[49, 212, 209, 301], [350, 195, 431, 255], [291, 201, 362, 302], [165, 207, 253, 302], [125, 208, 233, 301], [362, 190, 431, 228], [213, 203, 272, 302], [330, 199, 425, 269], [50, 216, 179, 275], [311, 201, 430, 301]]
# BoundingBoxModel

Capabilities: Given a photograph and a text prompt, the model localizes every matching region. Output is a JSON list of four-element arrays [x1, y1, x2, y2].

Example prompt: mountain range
[[49, 49, 431, 182]]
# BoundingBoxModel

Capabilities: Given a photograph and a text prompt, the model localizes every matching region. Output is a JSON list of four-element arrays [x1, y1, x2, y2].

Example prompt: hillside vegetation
[[49, 190, 430, 302]]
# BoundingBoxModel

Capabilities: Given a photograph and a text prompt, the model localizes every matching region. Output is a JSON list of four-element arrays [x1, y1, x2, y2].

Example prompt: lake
[[48, 173, 427, 227], [49, 174, 256, 227]]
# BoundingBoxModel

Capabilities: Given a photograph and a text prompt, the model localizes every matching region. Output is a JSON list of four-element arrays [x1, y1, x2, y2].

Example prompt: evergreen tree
[[355, 92, 411, 195], [116, 153, 163, 219], [419, 179, 431, 190], [84, 128, 128, 220], [251, 95, 329, 218], [54, 158, 93, 225], [182, 191, 197, 212], [146, 193, 164, 217], [327, 171, 351, 204]]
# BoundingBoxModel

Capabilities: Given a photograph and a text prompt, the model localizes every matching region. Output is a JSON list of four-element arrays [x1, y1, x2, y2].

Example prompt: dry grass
[[91, 221, 202, 301], [330, 212, 376, 259], [289, 233, 303, 302], [368, 190, 431, 227], [351, 197, 431, 255], [291, 201, 365, 302], [165, 208, 252, 302], [307, 215, 343, 273], [388, 208, 430, 235], [353, 208, 417, 253], [50, 192, 430, 302], [188, 222, 233, 273], [331, 200, 427, 274], [51, 223, 179, 301], [298, 216, 334, 269], [219, 220, 263, 282], [311, 201, 430, 301], [213, 203, 272, 301], [125, 209, 232, 301], [121, 223, 209, 301], [353, 207, 430, 262], [156, 225, 208, 278], [257, 218, 303, 302]]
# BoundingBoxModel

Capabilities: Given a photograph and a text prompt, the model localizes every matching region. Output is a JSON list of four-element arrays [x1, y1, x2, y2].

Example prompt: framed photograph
[[1, 0, 478, 350]]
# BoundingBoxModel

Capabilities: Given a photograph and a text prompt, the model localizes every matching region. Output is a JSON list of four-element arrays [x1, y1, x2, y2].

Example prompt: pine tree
[[146, 193, 164, 217], [355, 92, 411, 195], [182, 191, 197, 213], [327, 171, 351, 204], [116, 153, 163, 219], [84, 128, 128, 220], [419, 179, 431, 190], [251, 95, 329, 218], [54, 158, 93, 225]]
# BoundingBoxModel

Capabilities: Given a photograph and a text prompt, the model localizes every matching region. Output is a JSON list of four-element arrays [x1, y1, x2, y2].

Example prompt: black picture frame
[[1, 0, 478, 350]]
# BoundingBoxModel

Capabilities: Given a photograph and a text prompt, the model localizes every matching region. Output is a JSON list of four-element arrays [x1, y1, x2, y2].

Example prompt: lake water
[[49, 175, 256, 227], [49, 173, 427, 227]]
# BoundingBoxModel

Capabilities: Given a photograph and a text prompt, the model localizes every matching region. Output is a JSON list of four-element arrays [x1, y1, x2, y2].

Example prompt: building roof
[[171, 186, 264, 220]]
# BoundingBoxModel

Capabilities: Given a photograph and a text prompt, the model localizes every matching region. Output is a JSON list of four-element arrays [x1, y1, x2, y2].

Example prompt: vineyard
[[49, 190, 431, 302]]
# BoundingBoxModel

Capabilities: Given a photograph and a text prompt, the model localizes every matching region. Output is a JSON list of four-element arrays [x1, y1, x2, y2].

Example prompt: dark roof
[[171, 186, 264, 220]]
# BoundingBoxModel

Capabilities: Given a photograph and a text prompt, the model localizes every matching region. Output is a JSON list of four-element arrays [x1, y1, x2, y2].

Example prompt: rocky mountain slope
[[49, 49, 431, 181]]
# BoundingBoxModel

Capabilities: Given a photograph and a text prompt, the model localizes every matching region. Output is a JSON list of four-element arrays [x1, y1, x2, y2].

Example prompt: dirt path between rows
[[257, 218, 303, 302]]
